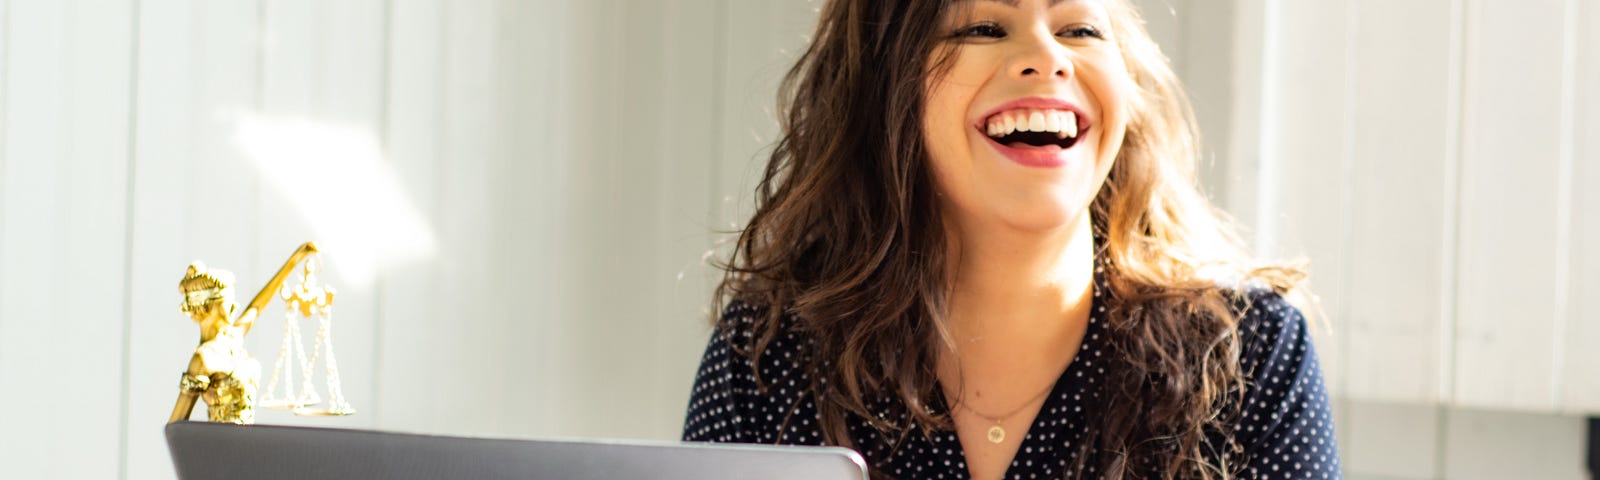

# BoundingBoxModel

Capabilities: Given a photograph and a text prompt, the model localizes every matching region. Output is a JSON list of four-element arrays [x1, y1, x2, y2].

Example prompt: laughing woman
[[682, 0, 1341, 478]]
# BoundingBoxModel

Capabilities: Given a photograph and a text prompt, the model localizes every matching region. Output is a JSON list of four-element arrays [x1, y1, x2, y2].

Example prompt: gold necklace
[[952, 382, 1057, 444]]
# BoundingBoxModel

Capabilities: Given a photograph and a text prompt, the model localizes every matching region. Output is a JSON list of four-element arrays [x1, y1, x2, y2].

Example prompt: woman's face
[[923, 0, 1133, 235]]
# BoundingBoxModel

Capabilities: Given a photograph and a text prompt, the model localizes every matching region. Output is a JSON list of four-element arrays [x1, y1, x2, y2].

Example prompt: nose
[[1008, 33, 1074, 81], [1020, 65, 1068, 77]]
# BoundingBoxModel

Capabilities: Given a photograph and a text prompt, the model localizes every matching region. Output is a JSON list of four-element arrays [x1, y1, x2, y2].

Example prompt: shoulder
[[713, 300, 765, 348], [719, 298, 767, 325], [714, 299, 814, 387], [1223, 285, 1318, 383], [684, 299, 823, 444], [1229, 285, 1308, 354], [712, 299, 803, 357], [1220, 286, 1342, 474]]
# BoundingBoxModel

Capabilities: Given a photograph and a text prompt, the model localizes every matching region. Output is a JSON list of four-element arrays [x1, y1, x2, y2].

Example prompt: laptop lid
[[165, 422, 868, 480]]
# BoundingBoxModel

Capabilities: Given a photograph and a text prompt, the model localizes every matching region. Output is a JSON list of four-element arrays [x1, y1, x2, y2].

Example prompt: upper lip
[[973, 96, 1093, 133]]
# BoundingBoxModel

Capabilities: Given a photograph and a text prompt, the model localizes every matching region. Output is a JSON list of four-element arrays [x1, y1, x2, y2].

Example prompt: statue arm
[[168, 392, 199, 423], [234, 242, 320, 333], [167, 355, 209, 423]]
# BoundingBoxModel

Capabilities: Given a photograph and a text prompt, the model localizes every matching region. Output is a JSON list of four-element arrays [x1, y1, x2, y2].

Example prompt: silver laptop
[[166, 422, 867, 480]]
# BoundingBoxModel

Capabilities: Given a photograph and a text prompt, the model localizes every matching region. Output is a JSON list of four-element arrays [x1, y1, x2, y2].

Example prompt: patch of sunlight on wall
[[233, 114, 435, 286]]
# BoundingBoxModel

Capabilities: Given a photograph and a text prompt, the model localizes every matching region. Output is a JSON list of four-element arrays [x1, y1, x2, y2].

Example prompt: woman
[[683, 0, 1340, 478]]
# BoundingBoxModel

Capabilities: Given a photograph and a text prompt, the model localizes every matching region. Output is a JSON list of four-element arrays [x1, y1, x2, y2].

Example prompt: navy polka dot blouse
[[682, 274, 1342, 479]]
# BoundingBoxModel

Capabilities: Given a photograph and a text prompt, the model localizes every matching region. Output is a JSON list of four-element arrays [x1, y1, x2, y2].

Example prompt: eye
[[1059, 24, 1105, 39], [952, 22, 1007, 39]]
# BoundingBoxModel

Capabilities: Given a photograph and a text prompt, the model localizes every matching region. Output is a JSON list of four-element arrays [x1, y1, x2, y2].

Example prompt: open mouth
[[979, 109, 1086, 150]]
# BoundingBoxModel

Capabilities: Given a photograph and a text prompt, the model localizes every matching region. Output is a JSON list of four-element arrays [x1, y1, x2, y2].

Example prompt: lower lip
[[978, 130, 1084, 168]]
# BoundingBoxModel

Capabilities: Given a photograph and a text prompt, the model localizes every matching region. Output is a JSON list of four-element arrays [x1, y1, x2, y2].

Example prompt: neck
[[943, 212, 1096, 342]]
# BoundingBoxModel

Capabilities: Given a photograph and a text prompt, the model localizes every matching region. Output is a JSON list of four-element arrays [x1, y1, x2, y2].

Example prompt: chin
[[992, 193, 1094, 233]]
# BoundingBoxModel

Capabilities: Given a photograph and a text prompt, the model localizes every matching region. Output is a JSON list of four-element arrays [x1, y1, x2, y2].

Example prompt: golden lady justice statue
[[167, 242, 349, 424]]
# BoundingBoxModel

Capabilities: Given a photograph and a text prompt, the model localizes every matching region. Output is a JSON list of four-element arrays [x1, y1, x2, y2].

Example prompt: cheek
[[921, 91, 972, 211], [1081, 56, 1137, 164], [921, 75, 983, 185], [922, 68, 982, 138], [922, 51, 993, 139]]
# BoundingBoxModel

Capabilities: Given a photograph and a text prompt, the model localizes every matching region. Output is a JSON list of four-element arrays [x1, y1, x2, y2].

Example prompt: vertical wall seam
[[1335, 0, 1358, 403], [609, 0, 630, 433], [1207, 0, 1232, 202], [430, 0, 448, 426], [1223, 0, 1263, 222], [1173, 0, 1188, 83], [1436, 0, 1471, 474], [1330, 1, 1360, 462], [249, 0, 264, 274], [1550, 0, 1579, 410], [707, 0, 726, 266], [1254, 0, 1282, 258], [0, 0, 9, 411], [434, 3, 447, 238], [117, 2, 142, 478], [371, 0, 394, 428], [1442, 0, 1469, 406]]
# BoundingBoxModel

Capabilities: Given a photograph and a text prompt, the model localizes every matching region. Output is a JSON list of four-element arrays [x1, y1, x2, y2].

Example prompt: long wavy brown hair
[[712, 1, 1307, 478]]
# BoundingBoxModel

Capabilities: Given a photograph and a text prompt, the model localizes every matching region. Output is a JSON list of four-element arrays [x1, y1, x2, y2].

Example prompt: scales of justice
[[167, 242, 355, 424]]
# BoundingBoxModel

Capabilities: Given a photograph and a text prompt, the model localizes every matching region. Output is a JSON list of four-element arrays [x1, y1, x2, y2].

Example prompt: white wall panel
[[1562, 0, 1600, 413], [571, 0, 642, 438], [1453, 0, 1571, 410], [625, 0, 724, 439], [1134, 0, 1182, 69], [0, 0, 6, 246], [656, 0, 726, 438], [1256, 0, 1352, 398], [245, 0, 388, 431], [489, 0, 598, 438], [714, 1, 816, 233], [250, 0, 323, 430], [0, 1, 133, 478], [124, 1, 265, 479], [479, 0, 820, 441], [373, 0, 448, 434], [1341, 0, 1458, 404], [123, 2, 199, 478], [550, 0, 636, 439], [313, 4, 395, 428], [430, 0, 502, 434], [1175, 1, 1239, 200], [1132, 0, 1239, 199], [1223, 0, 1269, 229]]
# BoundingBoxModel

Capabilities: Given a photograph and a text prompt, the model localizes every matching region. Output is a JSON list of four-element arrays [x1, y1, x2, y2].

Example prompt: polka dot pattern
[[683, 280, 1341, 479], [1230, 288, 1344, 479]]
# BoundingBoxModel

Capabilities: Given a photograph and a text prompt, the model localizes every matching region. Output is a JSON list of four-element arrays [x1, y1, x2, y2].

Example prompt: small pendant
[[986, 424, 1005, 444]]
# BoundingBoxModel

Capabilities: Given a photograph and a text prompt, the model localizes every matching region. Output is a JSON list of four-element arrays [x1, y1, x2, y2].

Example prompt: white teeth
[[983, 108, 1081, 138]]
